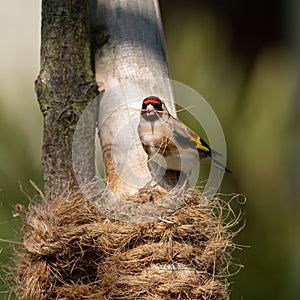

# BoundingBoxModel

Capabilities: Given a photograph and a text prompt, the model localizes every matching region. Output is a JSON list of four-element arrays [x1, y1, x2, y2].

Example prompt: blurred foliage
[[162, 2, 300, 300], [1, 1, 300, 299], [0, 93, 43, 298]]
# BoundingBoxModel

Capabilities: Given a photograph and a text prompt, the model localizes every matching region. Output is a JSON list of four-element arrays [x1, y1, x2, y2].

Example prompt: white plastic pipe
[[95, 0, 175, 196]]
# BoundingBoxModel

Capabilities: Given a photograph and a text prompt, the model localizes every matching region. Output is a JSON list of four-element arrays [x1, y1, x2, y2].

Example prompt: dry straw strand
[[13, 184, 243, 299]]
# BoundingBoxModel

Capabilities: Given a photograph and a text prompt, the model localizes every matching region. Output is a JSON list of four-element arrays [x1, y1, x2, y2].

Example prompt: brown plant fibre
[[14, 186, 243, 299]]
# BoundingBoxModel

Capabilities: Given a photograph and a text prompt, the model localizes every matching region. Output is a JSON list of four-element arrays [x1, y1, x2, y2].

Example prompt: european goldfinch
[[137, 96, 231, 190]]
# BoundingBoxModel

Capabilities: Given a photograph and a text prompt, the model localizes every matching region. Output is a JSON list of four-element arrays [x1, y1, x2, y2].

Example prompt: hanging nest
[[13, 184, 243, 299]]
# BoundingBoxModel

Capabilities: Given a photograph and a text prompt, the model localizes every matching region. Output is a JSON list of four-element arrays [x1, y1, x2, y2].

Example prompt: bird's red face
[[141, 96, 164, 121]]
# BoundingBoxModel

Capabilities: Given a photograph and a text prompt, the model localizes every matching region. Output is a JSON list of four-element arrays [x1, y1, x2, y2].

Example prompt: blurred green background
[[1, 0, 300, 299]]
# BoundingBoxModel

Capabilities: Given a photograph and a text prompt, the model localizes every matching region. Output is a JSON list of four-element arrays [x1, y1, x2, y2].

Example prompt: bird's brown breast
[[144, 135, 179, 157], [138, 119, 179, 158]]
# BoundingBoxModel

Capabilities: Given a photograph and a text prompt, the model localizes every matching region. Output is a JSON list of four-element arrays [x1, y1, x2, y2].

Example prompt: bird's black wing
[[168, 116, 232, 173], [172, 128, 196, 149], [168, 116, 211, 155]]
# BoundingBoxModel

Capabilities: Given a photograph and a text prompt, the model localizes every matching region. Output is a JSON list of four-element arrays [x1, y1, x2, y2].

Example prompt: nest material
[[14, 186, 241, 300]]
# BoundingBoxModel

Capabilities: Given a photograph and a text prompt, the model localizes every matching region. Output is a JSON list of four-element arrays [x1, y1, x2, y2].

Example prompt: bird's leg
[[174, 178, 189, 197], [138, 160, 165, 192], [138, 178, 157, 193]]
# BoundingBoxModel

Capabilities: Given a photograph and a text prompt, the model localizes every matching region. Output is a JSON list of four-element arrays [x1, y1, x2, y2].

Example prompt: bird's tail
[[211, 158, 232, 173]]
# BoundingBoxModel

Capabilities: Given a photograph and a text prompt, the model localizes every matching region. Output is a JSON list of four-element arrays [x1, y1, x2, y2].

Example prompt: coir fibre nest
[[13, 185, 243, 299]]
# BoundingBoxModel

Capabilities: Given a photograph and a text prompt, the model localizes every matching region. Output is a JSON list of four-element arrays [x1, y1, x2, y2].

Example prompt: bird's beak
[[146, 104, 155, 115]]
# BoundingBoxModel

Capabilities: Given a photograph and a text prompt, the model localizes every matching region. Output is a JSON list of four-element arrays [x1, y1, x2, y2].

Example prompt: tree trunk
[[94, 0, 176, 196], [35, 0, 97, 201]]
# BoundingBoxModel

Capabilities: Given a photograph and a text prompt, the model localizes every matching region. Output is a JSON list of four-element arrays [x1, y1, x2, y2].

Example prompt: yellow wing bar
[[191, 137, 210, 152]]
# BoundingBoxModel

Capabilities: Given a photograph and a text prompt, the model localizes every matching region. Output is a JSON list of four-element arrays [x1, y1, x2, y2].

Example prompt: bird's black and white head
[[140, 96, 168, 122]]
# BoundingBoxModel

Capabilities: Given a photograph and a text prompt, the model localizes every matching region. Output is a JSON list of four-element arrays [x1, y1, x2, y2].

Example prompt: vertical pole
[[94, 0, 175, 196]]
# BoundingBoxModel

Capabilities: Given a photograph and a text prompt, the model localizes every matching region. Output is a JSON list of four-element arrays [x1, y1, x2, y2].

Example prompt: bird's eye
[[154, 104, 162, 110], [142, 103, 147, 110]]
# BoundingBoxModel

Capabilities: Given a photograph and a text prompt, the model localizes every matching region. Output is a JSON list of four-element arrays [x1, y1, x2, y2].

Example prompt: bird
[[137, 96, 231, 191]]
